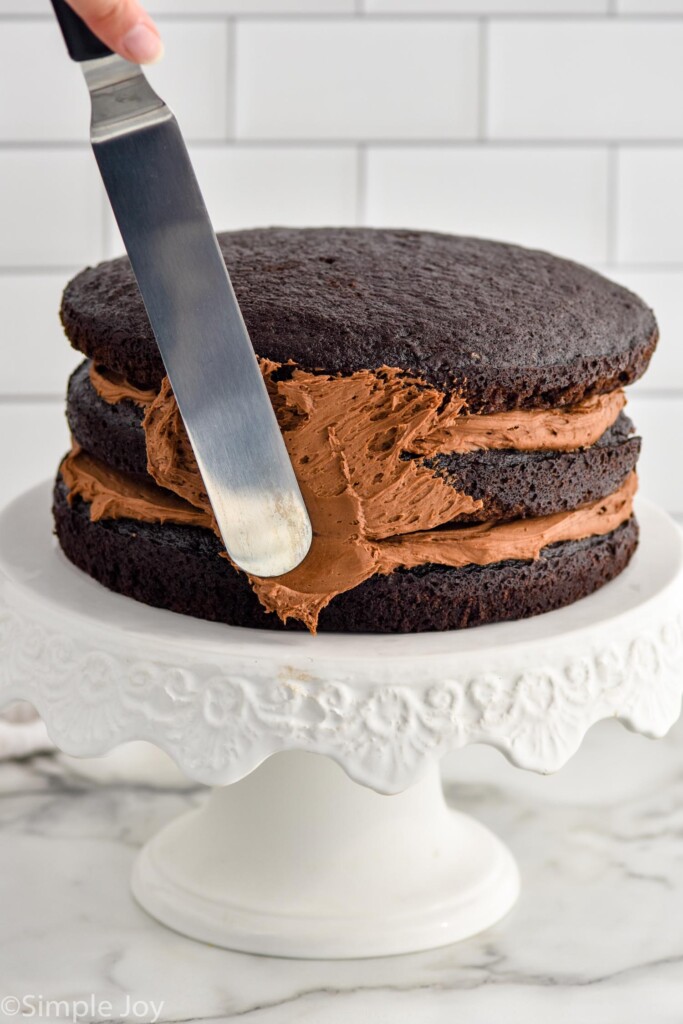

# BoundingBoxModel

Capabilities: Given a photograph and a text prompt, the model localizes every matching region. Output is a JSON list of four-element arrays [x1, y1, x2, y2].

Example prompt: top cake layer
[[60, 228, 657, 414]]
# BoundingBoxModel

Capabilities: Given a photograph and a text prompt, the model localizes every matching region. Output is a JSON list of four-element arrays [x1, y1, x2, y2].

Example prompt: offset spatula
[[50, 1, 312, 578]]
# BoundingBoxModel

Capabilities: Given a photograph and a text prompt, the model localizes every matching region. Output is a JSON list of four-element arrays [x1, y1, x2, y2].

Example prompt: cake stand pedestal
[[1, 483, 682, 958], [133, 751, 517, 957]]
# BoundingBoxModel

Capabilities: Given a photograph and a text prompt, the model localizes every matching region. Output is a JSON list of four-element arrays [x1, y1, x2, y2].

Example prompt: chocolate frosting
[[68, 364, 634, 631], [89, 362, 626, 459], [60, 445, 209, 529], [411, 390, 626, 455], [89, 365, 157, 405]]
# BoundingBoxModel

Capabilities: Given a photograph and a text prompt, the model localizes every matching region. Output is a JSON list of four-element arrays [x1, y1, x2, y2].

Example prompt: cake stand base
[[132, 749, 519, 958]]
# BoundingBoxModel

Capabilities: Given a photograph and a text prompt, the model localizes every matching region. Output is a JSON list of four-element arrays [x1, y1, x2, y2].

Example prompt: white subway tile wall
[[488, 22, 683, 140], [0, 150, 104, 267], [0, 404, 70, 509], [145, 22, 232, 141], [0, 275, 81, 394], [616, 148, 683, 264], [235, 20, 480, 140], [0, 4, 681, 515], [366, 146, 609, 263]]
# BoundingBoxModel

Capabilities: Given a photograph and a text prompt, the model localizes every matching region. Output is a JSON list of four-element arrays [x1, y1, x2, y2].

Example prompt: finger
[[65, 0, 164, 64]]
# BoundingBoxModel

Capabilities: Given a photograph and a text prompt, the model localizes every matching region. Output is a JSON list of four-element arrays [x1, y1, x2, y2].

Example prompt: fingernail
[[121, 23, 164, 65]]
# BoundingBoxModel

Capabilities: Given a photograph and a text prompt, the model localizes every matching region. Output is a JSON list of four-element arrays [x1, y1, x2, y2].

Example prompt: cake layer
[[58, 446, 637, 632], [53, 477, 639, 634], [60, 228, 658, 413], [66, 359, 641, 526]]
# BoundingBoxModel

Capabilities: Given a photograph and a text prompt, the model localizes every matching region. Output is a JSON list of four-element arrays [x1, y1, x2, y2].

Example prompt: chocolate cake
[[53, 228, 656, 634]]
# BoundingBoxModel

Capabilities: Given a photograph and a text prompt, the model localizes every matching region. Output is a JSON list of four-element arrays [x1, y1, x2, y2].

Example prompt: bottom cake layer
[[53, 477, 638, 634]]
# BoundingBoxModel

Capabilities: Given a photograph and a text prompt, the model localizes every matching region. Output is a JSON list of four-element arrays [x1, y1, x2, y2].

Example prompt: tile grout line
[[356, 143, 367, 225], [172, 10, 679, 20], [478, 17, 489, 142], [629, 388, 683, 397], [0, 395, 64, 404], [0, 267, 81, 275], [4, 11, 683, 20], [5, 139, 683, 151], [227, 17, 239, 142], [596, 262, 683, 272], [606, 144, 619, 265]]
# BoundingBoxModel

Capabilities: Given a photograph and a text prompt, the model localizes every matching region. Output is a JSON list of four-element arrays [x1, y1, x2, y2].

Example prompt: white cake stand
[[1, 483, 682, 958]]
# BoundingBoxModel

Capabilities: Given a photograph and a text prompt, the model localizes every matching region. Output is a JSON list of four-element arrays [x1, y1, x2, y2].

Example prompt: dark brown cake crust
[[53, 476, 639, 634], [67, 361, 149, 480], [66, 359, 642, 525], [60, 228, 657, 413], [422, 427, 640, 523]]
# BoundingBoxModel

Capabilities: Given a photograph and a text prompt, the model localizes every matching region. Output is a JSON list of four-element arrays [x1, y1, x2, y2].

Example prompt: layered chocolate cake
[[53, 228, 656, 633]]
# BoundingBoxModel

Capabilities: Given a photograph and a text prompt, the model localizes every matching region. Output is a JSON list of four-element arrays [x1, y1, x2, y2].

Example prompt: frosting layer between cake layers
[[60, 361, 636, 632]]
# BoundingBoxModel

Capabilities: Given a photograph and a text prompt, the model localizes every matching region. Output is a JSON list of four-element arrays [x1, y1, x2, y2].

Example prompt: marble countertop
[[1, 714, 683, 1024]]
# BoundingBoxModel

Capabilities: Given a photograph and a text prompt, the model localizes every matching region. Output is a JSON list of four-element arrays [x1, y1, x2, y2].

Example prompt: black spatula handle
[[50, 0, 113, 62]]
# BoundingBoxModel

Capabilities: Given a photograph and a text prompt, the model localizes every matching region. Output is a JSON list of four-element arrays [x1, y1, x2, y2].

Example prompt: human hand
[[63, 0, 163, 64]]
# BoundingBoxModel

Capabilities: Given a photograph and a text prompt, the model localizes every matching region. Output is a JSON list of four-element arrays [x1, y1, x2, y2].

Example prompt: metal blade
[[81, 55, 311, 578]]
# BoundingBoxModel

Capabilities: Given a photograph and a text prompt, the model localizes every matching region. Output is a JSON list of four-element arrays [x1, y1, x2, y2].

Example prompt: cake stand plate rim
[[0, 480, 681, 664]]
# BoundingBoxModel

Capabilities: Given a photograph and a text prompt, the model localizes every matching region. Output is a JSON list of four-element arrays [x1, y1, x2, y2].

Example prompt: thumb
[[64, 0, 164, 64]]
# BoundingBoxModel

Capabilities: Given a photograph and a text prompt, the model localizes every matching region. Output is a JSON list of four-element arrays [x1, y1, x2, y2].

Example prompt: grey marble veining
[[2, 717, 683, 1024]]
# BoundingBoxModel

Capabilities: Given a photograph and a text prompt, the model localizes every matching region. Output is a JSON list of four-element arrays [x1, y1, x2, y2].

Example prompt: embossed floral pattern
[[0, 595, 682, 792]]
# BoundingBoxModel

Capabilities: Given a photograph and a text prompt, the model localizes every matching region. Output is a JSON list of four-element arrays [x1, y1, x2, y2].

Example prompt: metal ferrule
[[82, 54, 171, 143]]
